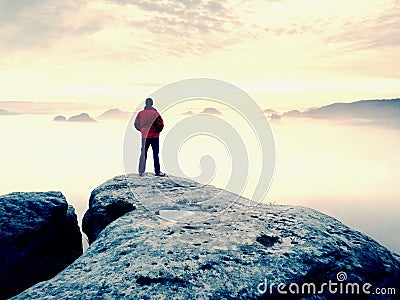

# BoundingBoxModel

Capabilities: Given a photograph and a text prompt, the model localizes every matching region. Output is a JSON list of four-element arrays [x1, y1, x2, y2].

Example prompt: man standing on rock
[[134, 98, 166, 177]]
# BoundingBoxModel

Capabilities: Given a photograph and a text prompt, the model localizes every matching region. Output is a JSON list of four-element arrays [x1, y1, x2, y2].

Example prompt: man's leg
[[138, 138, 151, 174], [150, 138, 161, 174]]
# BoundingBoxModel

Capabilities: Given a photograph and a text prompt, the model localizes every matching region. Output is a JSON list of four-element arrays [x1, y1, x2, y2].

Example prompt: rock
[[67, 113, 97, 122], [282, 109, 303, 118], [303, 98, 400, 120], [82, 177, 135, 244], [0, 109, 18, 115], [14, 175, 400, 299], [181, 110, 194, 115], [201, 107, 222, 115], [53, 115, 67, 122], [270, 113, 281, 120], [0, 191, 82, 299]]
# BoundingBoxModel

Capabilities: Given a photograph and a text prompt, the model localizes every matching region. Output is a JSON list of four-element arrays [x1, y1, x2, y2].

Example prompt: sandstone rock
[[67, 113, 96, 122], [0, 192, 82, 299], [0, 109, 17, 115], [270, 113, 281, 120], [282, 110, 303, 118], [14, 175, 400, 299], [53, 115, 66, 122]]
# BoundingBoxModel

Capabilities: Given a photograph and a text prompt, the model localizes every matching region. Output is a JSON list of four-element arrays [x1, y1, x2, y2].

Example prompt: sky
[[0, 0, 399, 111]]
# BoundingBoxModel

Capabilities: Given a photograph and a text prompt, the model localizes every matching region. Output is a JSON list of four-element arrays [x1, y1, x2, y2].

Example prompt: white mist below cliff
[[0, 114, 399, 253]]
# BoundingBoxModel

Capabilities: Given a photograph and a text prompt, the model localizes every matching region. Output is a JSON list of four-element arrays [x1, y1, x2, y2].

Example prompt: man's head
[[145, 98, 153, 108]]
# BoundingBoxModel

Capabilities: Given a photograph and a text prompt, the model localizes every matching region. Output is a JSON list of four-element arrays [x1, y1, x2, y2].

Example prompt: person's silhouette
[[134, 98, 165, 176]]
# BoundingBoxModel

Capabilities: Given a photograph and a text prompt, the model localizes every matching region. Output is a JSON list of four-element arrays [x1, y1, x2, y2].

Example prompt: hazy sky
[[0, 0, 399, 110]]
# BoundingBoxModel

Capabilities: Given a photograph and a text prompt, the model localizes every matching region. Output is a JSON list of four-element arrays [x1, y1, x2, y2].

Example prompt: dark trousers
[[139, 138, 160, 174]]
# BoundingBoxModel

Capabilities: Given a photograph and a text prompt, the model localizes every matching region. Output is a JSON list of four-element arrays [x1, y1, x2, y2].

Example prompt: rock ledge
[[0, 191, 82, 299], [14, 175, 400, 299]]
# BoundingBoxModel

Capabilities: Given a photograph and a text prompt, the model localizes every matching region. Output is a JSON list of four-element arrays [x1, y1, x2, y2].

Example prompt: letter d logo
[[257, 278, 268, 295]]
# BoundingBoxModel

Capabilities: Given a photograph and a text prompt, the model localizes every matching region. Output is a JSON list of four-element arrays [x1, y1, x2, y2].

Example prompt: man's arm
[[134, 113, 141, 131], [155, 115, 164, 133]]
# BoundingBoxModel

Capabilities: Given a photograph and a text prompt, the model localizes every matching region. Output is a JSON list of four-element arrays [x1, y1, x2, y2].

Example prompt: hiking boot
[[155, 172, 166, 177]]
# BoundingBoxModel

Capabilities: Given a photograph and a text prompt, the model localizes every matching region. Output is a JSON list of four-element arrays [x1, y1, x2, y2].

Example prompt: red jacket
[[134, 107, 164, 138]]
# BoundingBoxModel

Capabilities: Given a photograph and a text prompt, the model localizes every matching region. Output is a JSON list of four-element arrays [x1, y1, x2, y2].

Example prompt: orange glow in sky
[[0, 0, 398, 110]]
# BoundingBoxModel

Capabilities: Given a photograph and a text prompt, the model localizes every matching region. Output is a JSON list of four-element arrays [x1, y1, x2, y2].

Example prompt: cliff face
[[14, 175, 400, 299], [0, 191, 82, 299]]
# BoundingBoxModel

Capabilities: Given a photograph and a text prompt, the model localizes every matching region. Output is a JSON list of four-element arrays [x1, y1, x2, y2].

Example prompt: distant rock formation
[[82, 177, 135, 244], [181, 110, 194, 115], [270, 113, 281, 120], [282, 109, 302, 118], [0, 192, 82, 299], [53, 113, 96, 122], [0, 109, 17, 115], [98, 108, 131, 120], [303, 98, 400, 120], [201, 107, 222, 115], [14, 175, 400, 299], [53, 115, 67, 122], [67, 113, 97, 122]]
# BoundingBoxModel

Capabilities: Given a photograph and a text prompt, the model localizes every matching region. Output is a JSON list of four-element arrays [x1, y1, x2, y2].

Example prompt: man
[[134, 98, 166, 176]]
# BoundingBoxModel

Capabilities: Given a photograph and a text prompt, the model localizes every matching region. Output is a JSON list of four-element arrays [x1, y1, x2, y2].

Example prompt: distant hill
[[282, 110, 302, 118], [181, 110, 194, 116], [67, 113, 97, 123], [53, 113, 96, 122], [0, 109, 18, 115], [303, 98, 400, 120], [54, 115, 67, 122], [270, 113, 281, 120], [98, 108, 131, 120], [201, 107, 222, 115]]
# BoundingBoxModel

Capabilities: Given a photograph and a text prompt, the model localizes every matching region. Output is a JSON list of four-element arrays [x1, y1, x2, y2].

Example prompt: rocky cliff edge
[[13, 174, 400, 299]]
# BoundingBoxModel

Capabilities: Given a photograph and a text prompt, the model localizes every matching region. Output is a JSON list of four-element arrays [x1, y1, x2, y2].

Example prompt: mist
[[0, 113, 398, 253], [268, 118, 400, 252]]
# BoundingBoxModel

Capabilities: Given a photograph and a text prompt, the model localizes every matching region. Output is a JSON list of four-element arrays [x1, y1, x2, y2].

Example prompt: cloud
[[0, 0, 260, 63], [134, 82, 163, 87], [263, 109, 277, 115], [118, 0, 234, 28], [257, 1, 400, 54], [264, 24, 315, 36], [103, 0, 253, 57], [0, 101, 98, 115], [324, 8, 400, 51], [0, 0, 398, 89], [0, 1, 105, 51], [2, 0, 398, 58], [3, 0, 396, 65]]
